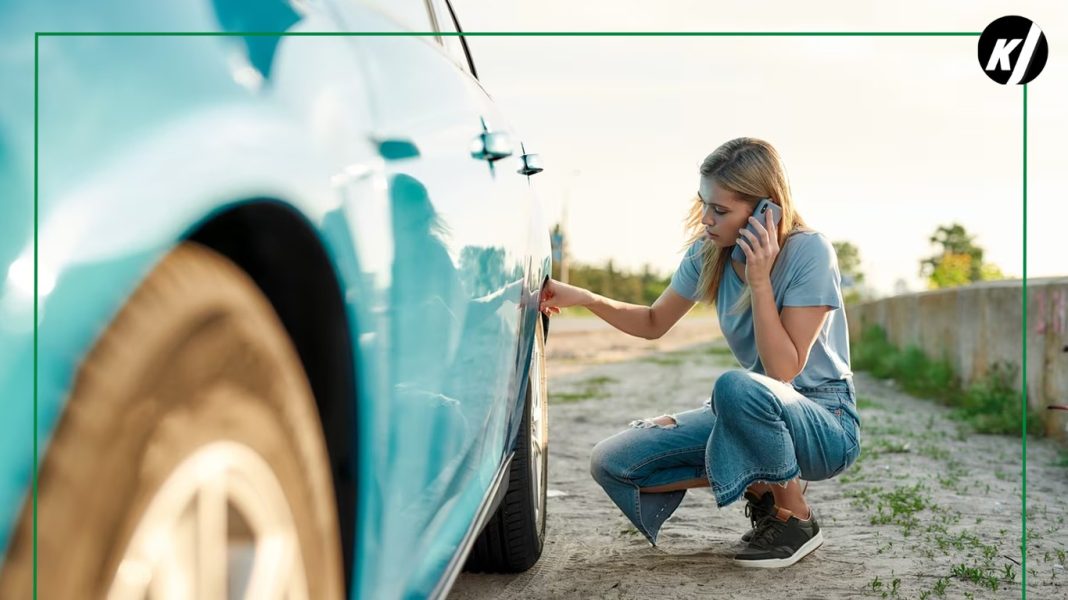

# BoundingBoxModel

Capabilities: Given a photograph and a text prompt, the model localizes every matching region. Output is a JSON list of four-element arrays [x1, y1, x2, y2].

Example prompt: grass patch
[[950, 561, 1013, 592], [856, 395, 884, 410], [928, 528, 989, 556], [950, 361, 1041, 435], [551, 301, 717, 320], [850, 483, 932, 537], [932, 577, 949, 597], [868, 574, 902, 598], [872, 483, 929, 536], [641, 355, 685, 366], [864, 422, 908, 437], [867, 438, 912, 456], [551, 390, 602, 403], [1054, 449, 1068, 468], [853, 325, 1044, 436], [550, 375, 618, 404], [935, 460, 970, 492], [916, 443, 950, 461], [642, 343, 738, 368]]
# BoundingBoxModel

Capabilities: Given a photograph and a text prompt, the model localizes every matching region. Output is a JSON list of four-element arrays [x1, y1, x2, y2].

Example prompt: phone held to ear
[[731, 198, 782, 263]]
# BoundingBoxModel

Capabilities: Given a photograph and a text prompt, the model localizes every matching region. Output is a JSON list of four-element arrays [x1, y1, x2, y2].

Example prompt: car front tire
[[0, 243, 345, 600]]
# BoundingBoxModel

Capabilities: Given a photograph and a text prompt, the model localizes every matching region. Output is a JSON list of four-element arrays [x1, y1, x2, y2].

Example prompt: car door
[[426, 0, 546, 458], [323, 1, 529, 595]]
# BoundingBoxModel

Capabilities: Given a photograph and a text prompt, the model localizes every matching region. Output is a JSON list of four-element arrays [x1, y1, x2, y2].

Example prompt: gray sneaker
[[734, 506, 823, 568], [740, 481, 808, 543]]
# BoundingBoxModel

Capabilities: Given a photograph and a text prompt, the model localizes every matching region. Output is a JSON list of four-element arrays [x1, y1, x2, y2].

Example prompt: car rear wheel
[[464, 314, 549, 573], [0, 243, 344, 600]]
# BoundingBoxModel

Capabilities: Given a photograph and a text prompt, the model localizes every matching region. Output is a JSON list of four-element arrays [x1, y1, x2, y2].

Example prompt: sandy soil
[[540, 309, 724, 377], [449, 314, 1068, 599]]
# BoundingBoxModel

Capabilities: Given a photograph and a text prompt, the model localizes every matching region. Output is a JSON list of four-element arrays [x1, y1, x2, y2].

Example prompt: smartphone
[[731, 198, 782, 263]]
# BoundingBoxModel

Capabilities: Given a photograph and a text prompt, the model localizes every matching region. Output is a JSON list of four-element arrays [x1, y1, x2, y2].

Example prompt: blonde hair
[[682, 138, 811, 315]]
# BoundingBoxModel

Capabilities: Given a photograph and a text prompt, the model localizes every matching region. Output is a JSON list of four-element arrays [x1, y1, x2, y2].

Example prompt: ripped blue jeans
[[589, 370, 862, 545]]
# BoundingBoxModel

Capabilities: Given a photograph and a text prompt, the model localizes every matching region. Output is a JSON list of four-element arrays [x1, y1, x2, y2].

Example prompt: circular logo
[[978, 16, 1048, 84]]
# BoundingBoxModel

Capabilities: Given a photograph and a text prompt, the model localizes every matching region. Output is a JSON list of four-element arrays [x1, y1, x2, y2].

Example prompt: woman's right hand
[[539, 278, 594, 316]]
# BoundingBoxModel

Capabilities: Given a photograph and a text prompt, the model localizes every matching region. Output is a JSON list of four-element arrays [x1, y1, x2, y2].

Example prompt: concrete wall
[[846, 277, 1068, 439]]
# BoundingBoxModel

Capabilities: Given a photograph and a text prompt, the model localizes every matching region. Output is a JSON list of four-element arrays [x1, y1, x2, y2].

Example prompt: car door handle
[[518, 153, 543, 176], [470, 131, 513, 162]]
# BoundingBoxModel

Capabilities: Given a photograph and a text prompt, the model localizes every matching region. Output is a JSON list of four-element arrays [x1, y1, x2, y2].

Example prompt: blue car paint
[[0, 0, 552, 597]]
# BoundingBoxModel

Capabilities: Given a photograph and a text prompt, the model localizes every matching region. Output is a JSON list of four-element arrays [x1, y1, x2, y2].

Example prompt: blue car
[[0, 1, 552, 598]]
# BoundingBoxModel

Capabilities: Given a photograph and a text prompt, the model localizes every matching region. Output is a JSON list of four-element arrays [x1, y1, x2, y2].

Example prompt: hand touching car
[[539, 279, 594, 316]]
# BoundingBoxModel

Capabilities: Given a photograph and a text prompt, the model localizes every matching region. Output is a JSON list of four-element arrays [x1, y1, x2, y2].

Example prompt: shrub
[[852, 325, 1043, 436]]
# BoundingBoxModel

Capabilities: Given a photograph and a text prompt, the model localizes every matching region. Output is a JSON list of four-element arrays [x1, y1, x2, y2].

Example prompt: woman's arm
[[751, 282, 830, 381], [737, 210, 833, 381], [540, 280, 696, 340], [587, 286, 696, 340]]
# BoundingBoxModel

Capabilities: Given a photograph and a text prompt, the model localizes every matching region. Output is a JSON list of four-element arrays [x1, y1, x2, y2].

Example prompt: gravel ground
[[450, 314, 1068, 599]]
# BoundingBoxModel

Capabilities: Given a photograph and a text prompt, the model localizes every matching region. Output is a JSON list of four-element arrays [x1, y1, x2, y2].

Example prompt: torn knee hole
[[629, 414, 678, 429], [654, 415, 678, 427]]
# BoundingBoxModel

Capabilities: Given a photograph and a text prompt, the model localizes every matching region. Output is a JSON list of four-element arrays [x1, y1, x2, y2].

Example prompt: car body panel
[[0, 0, 552, 597]]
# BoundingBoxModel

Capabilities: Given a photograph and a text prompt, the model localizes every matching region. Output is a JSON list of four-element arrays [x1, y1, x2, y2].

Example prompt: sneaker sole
[[732, 529, 824, 568]]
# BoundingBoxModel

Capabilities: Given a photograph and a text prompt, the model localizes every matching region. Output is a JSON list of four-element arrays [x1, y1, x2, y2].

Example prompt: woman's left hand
[[736, 208, 780, 289]]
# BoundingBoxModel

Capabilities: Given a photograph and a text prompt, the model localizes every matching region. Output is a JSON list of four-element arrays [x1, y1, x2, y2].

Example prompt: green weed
[[853, 325, 1044, 436], [551, 375, 618, 404], [856, 395, 884, 410]]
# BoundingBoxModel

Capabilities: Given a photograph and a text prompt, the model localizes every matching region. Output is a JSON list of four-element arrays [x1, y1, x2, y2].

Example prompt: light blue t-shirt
[[669, 230, 853, 389]]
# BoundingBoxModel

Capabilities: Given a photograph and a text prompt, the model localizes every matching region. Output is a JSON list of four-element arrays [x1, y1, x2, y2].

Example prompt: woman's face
[[698, 180, 754, 250]]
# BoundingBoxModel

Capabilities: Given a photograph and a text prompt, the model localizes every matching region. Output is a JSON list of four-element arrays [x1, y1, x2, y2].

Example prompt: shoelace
[[749, 514, 788, 548], [744, 498, 769, 530], [744, 502, 757, 529]]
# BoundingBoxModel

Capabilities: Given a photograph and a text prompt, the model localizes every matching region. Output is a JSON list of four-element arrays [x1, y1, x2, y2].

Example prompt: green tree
[[639, 264, 665, 305], [565, 260, 670, 306], [980, 262, 1005, 281], [920, 223, 1004, 289], [927, 252, 974, 289], [832, 241, 865, 304]]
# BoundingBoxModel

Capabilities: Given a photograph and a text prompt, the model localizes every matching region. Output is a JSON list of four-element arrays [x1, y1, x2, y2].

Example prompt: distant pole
[[559, 169, 578, 284], [560, 193, 570, 284]]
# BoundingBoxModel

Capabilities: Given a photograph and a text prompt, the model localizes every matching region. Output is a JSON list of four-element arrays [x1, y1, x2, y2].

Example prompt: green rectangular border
[[33, 29, 1030, 599]]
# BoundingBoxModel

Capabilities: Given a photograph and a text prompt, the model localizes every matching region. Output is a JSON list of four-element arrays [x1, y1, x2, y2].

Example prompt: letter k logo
[[984, 38, 1022, 71], [978, 17, 1048, 85]]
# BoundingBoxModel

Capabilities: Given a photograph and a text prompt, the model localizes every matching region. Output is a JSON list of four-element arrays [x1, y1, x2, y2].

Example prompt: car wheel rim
[[530, 317, 549, 535], [107, 441, 309, 600]]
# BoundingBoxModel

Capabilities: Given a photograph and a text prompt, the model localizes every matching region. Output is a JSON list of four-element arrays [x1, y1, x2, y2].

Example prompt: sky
[[451, 1, 1066, 296]]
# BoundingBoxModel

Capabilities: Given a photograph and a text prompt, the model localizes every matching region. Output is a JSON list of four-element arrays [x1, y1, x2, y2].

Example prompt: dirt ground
[[449, 313, 1068, 600]]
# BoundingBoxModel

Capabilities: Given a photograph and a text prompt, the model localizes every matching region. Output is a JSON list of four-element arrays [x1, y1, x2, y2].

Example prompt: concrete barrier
[[846, 277, 1068, 439]]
